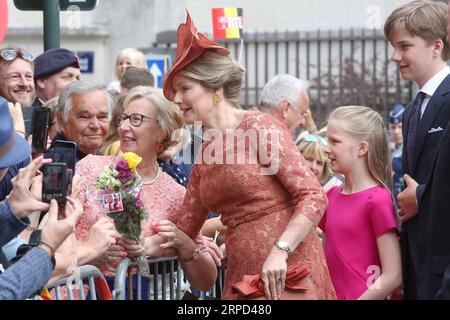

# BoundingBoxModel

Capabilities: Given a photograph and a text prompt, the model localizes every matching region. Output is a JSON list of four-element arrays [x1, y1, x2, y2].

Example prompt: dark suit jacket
[[401, 74, 450, 299], [32, 97, 44, 108], [421, 121, 450, 299]]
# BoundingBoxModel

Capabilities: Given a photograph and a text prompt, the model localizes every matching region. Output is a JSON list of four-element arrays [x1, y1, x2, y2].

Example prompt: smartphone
[[21, 106, 33, 136], [44, 141, 77, 198], [31, 107, 51, 153], [45, 140, 77, 171], [42, 163, 68, 204]]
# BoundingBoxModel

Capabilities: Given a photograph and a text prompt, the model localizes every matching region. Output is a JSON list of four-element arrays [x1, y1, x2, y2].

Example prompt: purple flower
[[115, 158, 128, 171], [118, 170, 134, 183], [116, 158, 134, 183]]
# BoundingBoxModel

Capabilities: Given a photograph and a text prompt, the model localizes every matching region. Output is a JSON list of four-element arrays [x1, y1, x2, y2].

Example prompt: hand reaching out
[[118, 235, 145, 258], [7, 102, 25, 135], [202, 236, 223, 267], [7, 156, 52, 218], [85, 218, 121, 265], [157, 220, 196, 260], [98, 244, 127, 272], [40, 197, 83, 254]]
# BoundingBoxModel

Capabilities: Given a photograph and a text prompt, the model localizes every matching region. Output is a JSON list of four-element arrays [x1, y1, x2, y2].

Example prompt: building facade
[[3, 0, 411, 85]]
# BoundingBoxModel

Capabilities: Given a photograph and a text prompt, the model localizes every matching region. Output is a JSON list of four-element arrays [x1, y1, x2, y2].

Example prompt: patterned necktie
[[406, 91, 426, 172]]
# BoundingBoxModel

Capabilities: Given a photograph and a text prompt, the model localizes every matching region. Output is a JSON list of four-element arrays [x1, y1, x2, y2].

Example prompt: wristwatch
[[275, 240, 292, 255], [182, 248, 200, 263]]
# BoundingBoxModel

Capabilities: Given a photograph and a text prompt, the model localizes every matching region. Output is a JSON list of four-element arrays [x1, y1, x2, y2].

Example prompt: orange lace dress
[[175, 111, 336, 300], [74, 155, 186, 276]]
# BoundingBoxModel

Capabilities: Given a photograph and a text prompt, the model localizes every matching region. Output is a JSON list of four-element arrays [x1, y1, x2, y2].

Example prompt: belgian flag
[[212, 7, 244, 40]]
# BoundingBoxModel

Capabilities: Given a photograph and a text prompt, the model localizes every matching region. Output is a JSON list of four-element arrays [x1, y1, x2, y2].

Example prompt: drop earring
[[213, 93, 222, 105]]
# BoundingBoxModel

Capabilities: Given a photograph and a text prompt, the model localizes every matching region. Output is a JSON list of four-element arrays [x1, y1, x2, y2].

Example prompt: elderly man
[[259, 74, 310, 135], [33, 48, 81, 107], [54, 81, 114, 160], [0, 46, 35, 107]]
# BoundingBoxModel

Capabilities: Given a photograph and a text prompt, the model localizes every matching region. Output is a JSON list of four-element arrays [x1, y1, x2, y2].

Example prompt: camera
[[41, 163, 71, 204]]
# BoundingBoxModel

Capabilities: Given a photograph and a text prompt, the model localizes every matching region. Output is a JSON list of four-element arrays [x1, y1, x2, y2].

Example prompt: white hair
[[259, 74, 310, 111], [57, 81, 114, 123]]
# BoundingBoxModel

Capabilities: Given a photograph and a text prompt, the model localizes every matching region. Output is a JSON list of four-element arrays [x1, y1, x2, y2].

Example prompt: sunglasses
[[0, 48, 33, 62], [303, 134, 328, 146]]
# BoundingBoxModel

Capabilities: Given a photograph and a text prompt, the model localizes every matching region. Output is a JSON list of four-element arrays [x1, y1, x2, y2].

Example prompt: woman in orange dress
[[158, 13, 336, 300]]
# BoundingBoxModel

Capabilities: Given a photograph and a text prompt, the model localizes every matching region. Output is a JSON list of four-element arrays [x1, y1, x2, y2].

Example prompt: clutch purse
[[231, 264, 317, 300]]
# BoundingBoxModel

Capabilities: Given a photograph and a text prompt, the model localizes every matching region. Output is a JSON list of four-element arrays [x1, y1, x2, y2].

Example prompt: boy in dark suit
[[384, 0, 450, 299], [417, 1, 450, 300]]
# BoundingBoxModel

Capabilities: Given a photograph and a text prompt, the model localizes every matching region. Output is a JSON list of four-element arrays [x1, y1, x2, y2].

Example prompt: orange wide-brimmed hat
[[163, 11, 230, 101]]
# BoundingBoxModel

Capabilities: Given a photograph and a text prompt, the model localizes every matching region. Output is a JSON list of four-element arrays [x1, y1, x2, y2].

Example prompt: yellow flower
[[123, 152, 142, 171]]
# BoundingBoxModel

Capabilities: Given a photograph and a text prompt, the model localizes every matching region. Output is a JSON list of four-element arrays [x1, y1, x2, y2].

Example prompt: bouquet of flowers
[[91, 152, 148, 242]]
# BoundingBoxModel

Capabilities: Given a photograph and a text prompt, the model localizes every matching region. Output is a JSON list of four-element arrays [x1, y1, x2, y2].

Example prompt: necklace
[[142, 166, 161, 185]]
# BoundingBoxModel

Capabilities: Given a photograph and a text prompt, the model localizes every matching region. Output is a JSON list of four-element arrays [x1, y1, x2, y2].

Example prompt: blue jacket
[[0, 201, 53, 300]]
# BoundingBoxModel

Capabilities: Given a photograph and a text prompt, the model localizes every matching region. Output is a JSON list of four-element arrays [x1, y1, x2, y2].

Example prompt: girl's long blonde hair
[[329, 106, 392, 191]]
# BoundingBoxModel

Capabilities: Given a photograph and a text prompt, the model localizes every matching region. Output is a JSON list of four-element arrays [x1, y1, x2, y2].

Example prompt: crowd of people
[[1, 0, 450, 300]]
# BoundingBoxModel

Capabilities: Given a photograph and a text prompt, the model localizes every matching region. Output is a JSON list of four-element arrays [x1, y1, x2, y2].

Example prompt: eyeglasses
[[303, 134, 328, 146], [116, 113, 158, 127], [0, 48, 33, 62]]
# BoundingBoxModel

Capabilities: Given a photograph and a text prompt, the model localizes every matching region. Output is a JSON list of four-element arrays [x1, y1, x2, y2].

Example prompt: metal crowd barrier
[[48, 265, 111, 300], [112, 256, 184, 300], [48, 258, 225, 300], [112, 257, 225, 300]]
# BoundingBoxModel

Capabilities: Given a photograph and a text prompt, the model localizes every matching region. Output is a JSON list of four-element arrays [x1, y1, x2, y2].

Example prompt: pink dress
[[319, 186, 399, 300], [74, 155, 186, 275], [175, 111, 336, 300]]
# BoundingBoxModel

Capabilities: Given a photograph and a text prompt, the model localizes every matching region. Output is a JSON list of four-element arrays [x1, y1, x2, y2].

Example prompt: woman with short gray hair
[[69, 86, 217, 298]]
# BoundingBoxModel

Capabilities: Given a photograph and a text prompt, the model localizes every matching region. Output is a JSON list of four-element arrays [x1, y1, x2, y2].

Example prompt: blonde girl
[[319, 106, 402, 300]]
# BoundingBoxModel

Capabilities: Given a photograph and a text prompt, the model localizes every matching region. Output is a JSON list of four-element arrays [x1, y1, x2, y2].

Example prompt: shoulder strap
[[0, 249, 10, 272]]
